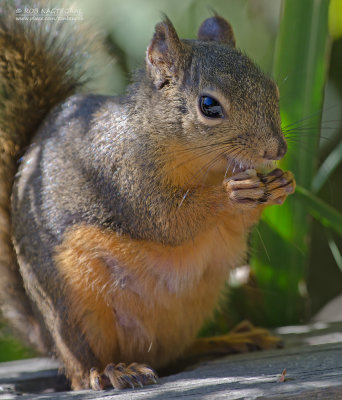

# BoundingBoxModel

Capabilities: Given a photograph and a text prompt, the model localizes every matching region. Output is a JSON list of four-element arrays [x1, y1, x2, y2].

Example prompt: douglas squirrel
[[0, 1, 295, 390]]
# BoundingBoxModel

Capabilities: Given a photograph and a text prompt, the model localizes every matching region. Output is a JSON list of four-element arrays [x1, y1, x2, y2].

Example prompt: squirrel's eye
[[199, 96, 224, 119]]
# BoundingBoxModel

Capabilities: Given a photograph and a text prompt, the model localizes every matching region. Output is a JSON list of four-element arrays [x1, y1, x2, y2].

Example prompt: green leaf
[[312, 139, 342, 193], [274, 0, 330, 190], [326, 229, 342, 273], [329, 0, 342, 39], [295, 185, 342, 236], [250, 0, 331, 325], [251, 220, 306, 326]]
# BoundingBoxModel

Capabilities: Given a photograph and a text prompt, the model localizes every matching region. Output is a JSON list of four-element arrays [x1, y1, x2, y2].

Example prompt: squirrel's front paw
[[224, 168, 295, 208], [90, 362, 157, 390]]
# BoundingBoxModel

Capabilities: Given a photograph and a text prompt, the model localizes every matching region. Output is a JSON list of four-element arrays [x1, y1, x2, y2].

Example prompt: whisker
[[282, 110, 322, 129], [255, 227, 270, 262], [224, 157, 234, 179], [176, 151, 228, 209], [177, 188, 191, 209], [171, 142, 243, 172], [172, 137, 244, 156], [188, 145, 244, 185]]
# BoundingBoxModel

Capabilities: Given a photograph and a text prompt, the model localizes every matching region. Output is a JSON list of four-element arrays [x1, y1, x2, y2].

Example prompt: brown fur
[[0, 136, 40, 346], [1, 1, 295, 391], [0, 0, 105, 349], [54, 208, 258, 387]]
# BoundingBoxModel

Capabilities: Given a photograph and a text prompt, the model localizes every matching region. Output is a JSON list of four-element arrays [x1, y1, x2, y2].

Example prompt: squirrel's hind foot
[[186, 320, 283, 358], [90, 362, 157, 390]]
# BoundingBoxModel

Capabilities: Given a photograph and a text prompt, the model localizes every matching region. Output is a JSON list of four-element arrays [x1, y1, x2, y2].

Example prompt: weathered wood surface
[[0, 321, 341, 399]]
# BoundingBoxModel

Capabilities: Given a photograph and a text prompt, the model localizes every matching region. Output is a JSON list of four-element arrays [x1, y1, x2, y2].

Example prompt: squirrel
[[0, 0, 295, 391]]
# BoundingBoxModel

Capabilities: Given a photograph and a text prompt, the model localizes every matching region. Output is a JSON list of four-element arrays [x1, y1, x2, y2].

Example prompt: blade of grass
[[295, 185, 342, 235], [251, 0, 331, 325], [311, 139, 342, 193], [326, 229, 342, 273]]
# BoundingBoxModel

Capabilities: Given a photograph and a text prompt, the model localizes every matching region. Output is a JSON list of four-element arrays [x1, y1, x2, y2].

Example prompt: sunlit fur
[[1, 6, 294, 390]]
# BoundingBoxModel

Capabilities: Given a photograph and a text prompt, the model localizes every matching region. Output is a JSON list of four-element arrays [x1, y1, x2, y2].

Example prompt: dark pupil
[[200, 96, 223, 118]]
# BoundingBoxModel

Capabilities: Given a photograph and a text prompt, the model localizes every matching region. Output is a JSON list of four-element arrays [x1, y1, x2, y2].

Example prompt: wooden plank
[[0, 322, 341, 399]]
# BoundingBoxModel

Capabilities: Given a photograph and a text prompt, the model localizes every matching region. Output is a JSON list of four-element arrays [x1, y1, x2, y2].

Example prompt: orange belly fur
[[54, 211, 258, 369]]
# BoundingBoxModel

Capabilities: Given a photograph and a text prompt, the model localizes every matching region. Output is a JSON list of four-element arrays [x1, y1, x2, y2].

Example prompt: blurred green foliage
[[1, 0, 342, 360], [250, 0, 331, 326], [329, 0, 342, 39], [0, 323, 36, 362]]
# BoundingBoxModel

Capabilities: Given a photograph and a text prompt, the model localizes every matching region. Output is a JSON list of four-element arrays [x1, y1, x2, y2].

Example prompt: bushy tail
[[0, 0, 102, 350]]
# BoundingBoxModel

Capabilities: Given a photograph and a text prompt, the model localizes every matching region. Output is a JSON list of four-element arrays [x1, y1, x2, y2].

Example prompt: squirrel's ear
[[197, 16, 236, 47], [146, 17, 183, 89]]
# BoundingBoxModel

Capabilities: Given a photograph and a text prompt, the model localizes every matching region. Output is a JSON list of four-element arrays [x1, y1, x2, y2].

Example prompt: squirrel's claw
[[224, 168, 295, 208], [90, 368, 106, 390], [90, 362, 157, 390], [260, 169, 295, 204]]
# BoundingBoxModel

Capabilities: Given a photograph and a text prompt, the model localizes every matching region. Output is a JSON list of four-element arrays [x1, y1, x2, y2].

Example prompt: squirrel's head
[[145, 15, 287, 186]]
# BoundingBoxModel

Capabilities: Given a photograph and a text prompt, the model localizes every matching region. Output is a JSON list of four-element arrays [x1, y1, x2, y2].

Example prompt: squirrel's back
[[0, 0, 103, 349]]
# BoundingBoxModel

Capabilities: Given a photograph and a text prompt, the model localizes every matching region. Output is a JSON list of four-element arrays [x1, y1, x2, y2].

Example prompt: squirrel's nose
[[262, 150, 276, 160], [263, 141, 287, 160], [276, 142, 287, 159]]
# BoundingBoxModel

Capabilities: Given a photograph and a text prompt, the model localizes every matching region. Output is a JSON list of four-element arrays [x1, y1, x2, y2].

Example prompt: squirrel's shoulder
[[37, 94, 120, 140]]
